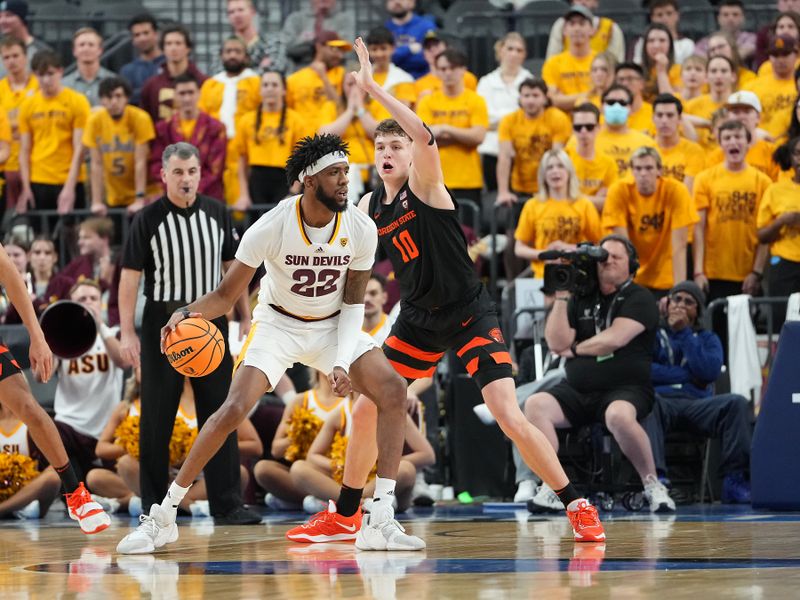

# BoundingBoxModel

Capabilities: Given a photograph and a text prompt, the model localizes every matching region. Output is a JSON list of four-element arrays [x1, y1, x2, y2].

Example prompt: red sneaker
[[286, 500, 362, 543], [567, 500, 606, 542], [66, 482, 111, 535]]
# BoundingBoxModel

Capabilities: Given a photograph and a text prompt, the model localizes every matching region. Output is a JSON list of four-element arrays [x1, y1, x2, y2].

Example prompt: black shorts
[[548, 380, 654, 429], [382, 286, 513, 389], [0, 343, 22, 383]]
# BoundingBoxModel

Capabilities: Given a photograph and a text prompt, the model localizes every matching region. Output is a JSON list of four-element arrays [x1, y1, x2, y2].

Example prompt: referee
[[119, 142, 259, 524]]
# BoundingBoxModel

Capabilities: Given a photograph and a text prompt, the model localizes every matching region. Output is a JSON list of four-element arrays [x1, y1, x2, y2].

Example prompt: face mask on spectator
[[604, 102, 630, 125]]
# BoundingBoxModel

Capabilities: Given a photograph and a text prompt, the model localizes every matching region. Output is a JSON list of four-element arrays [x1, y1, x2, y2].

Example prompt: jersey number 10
[[392, 231, 419, 263]]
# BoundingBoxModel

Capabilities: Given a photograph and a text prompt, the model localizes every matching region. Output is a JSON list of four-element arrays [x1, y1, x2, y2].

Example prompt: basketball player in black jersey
[[291, 38, 606, 547]]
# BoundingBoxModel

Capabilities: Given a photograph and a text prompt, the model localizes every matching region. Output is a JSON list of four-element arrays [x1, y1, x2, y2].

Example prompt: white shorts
[[239, 305, 378, 389]]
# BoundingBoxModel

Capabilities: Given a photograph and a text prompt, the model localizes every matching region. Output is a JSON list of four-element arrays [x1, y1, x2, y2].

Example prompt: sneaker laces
[[301, 509, 337, 529], [135, 514, 160, 537], [65, 486, 91, 511], [573, 502, 600, 530]]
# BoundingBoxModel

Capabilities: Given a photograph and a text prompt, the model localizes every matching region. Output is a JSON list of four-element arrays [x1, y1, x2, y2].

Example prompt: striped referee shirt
[[121, 195, 237, 302]]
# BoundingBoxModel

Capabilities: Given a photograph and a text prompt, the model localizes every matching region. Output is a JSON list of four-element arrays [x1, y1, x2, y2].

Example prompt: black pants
[[645, 393, 751, 476], [249, 166, 289, 204], [768, 257, 800, 329], [139, 300, 241, 515], [28, 182, 85, 241]]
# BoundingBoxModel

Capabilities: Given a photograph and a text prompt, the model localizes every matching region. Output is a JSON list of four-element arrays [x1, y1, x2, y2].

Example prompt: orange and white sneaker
[[567, 500, 606, 543], [66, 482, 111, 535], [285, 500, 362, 543]]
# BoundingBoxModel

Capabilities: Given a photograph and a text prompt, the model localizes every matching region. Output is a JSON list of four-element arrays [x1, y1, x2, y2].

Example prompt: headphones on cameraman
[[599, 234, 639, 276]]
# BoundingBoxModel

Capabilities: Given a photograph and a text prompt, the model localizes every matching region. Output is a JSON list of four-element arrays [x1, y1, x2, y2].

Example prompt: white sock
[[373, 477, 396, 502], [162, 481, 191, 512], [566, 498, 584, 512]]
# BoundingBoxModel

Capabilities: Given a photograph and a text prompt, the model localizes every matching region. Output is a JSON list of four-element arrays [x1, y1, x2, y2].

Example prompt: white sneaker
[[643, 475, 676, 513], [412, 473, 434, 506], [355, 503, 426, 551], [13, 499, 40, 520], [302, 495, 327, 514], [265, 493, 302, 511], [116, 504, 179, 554], [128, 496, 143, 517], [116, 555, 180, 597], [514, 480, 538, 503], [527, 482, 564, 513], [92, 495, 121, 514], [189, 500, 210, 517]]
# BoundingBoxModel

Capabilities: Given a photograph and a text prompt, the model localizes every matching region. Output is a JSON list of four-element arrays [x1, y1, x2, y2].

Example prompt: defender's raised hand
[[352, 37, 375, 92]]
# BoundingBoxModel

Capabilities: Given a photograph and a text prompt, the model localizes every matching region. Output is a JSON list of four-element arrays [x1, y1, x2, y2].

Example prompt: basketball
[[164, 317, 225, 378]]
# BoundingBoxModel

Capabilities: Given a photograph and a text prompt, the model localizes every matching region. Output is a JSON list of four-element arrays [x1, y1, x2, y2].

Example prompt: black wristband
[[570, 340, 580, 356], [751, 271, 763, 280], [179, 308, 191, 319]]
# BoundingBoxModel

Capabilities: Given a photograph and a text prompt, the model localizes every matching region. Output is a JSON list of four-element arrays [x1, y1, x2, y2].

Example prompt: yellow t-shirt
[[743, 75, 796, 139], [602, 177, 697, 289], [285, 66, 345, 131], [0, 75, 38, 171], [233, 107, 311, 168], [591, 128, 656, 178], [736, 67, 756, 89], [542, 51, 595, 96], [658, 137, 705, 185], [564, 17, 615, 55], [178, 118, 196, 140], [514, 196, 602, 277], [684, 94, 725, 151], [198, 75, 261, 127], [318, 100, 383, 167], [373, 69, 416, 109], [705, 139, 780, 182], [756, 58, 800, 78], [497, 107, 572, 195], [756, 179, 800, 262], [627, 102, 654, 134], [416, 89, 489, 190], [18, 87, 90, 185], [693, 164, 772, 281], [414, 71, 477, 101], [566, 148, 618, 198], [81, 105, 155, 207]]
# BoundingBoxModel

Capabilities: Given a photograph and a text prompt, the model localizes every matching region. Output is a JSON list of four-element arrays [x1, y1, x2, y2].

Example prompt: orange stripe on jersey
[[491, 351, 512, 365], [456, 337, 492, 357], [0, 345, 8, 354], [465, 357, 479, 375], [327, 211, 342, 244], [295, 197, 313, 246], [388, 359, 436, 380], [385, 336, 445, 363]]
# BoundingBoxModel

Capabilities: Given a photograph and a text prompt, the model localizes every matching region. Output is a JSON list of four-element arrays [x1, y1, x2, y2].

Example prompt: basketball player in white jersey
[[117, 134, 416, 554]]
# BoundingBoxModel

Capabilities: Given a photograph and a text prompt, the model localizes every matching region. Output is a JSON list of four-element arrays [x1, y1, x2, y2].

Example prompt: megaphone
[[39, 300, 97, 359]]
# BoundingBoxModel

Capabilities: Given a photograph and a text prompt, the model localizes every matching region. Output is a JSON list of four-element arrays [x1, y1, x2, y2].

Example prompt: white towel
[[727, 294, 761, 399], [786, 292, 800, 322]]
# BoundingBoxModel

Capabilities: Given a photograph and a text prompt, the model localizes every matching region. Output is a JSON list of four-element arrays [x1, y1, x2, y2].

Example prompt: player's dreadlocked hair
[[285, 134, 350, 186]]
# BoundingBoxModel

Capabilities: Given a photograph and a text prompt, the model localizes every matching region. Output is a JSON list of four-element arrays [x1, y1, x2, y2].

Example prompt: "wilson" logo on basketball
[[167, 347, 194, 363]]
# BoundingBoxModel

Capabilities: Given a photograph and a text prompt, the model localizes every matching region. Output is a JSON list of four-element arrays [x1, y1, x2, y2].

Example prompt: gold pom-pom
[[114, 415, 141, 459], [169, 417, 197, 466], [0, 453, 40, 502], [284, 405, 323, 462], [114, 414, 197, 466], [329, 432, 376, 485]]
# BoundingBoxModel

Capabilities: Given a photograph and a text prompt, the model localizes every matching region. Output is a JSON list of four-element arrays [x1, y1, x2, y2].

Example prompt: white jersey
[[364, 312, 395, 346], [236, 196, 378, 322], [55, 331, 124, 439], [0, 420, 29, 456]]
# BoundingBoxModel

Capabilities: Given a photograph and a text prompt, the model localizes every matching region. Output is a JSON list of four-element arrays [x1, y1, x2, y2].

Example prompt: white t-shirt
[[476, 67, 534, 157], [0, 421, 29, 456], [236, 195, 378, 321], [55, 330, 124, 439]]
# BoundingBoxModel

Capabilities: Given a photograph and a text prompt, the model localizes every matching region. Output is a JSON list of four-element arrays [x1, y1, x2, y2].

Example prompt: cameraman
[[523, 235, 676, 513]]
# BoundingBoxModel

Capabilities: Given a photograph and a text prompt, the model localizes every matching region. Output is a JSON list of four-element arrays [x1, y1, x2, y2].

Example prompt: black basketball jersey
[[369, 180, 481, 310]]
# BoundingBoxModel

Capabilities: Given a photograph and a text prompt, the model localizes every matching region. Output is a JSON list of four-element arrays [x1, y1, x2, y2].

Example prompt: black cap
[[669, 280, 706, 313]]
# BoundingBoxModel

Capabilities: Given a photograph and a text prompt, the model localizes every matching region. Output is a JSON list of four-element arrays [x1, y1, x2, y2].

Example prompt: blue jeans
[[645, 393, 752, 476]]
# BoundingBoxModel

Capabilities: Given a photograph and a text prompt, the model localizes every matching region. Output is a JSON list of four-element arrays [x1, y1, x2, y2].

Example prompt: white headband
[[298, 151, 349, 183]]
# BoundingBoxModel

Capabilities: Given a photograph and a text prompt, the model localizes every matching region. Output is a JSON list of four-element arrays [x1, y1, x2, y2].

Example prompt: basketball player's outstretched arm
[[352, 37, 449, 204], [160, 259, 257, 353], [0, 243, 52, 382]]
